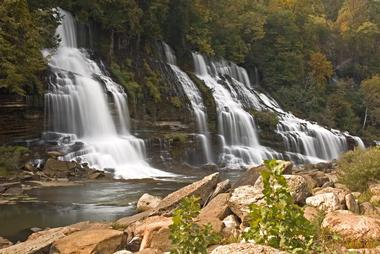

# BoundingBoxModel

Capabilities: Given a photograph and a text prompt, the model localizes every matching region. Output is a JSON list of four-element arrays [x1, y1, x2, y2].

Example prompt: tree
[[361, 75, 380, 127], [308, 52, 333, 90], [0, 0, 56, 95]]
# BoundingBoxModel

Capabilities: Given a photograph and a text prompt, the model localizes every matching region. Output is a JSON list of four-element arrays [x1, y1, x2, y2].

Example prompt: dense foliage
[[243, 160, 317, 253], [169, 196, 220, 254], [337, 147, 380, 192], [1, 0, 380, 140], [0, 146, 29, 176]]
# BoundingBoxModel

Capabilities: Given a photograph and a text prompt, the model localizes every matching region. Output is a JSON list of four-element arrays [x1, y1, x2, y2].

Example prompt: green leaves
[[244, 160, 317, 254], [169, 196, 220, 254]]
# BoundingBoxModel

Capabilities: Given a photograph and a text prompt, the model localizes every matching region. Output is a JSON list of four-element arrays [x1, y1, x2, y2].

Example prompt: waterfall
[[193, 53, 279, 168], [44, 9, 172, 179], [162, 43, 213, 164], [192, 53, 364, 165]]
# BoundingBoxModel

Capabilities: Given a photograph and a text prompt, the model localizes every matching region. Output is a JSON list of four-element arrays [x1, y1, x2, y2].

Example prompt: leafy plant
[[169, 196, 220, 254], [337, 147, 380, 192], [243, 160, 317, 253], [0, 146, 29, 176]]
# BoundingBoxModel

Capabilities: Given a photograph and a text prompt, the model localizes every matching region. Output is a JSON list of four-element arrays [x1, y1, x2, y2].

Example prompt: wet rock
[[322, 210, 380, 244], [50, 229, 126, 254], [345, 193, 360, 214], [0, 182, 22, 196], [137, 194, 162, 212], [303, 206, 320, 222], [47, 151, 64, 159], [43, 158, 77, 178], [210, 243, 287, 254], [0, 226, 79, 254], [228, 185, 264, 223], [155, 173, 219, 213], [88, 171, 106, 180], [198, 193, 231, 233], [0, 237, 12, 249], [315, 162, 333, 172], [306, 193, 341, 212]]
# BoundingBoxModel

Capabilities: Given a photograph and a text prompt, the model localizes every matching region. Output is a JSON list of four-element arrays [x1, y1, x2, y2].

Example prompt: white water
[[44, 9, 172, 179], [192, 53, 365, 166], [163, 43, 213, 164], [193, 53, 279, 168]]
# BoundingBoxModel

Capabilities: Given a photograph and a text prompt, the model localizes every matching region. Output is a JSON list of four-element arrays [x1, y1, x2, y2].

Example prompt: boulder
[[232, 161, 292, 190], [360, 202, 380, 217], [0, 237, 12, 249], [308, 172, 330, 187], [47, 151, 64, 159], [136, 249, 163, 254], [137, 194, 162, 212], [149, 227, 171, 252], [155, 173, 219, 213], [50, 229, 126, 254], [299, 174, 318, 190], [222, 215, 240, 229], [43, 158, 77, 178], [228, 185, 264, 223], [198, 193, 231, 233], [369, 183, 380, 196], [314, 187, 349, 206], [254, 175, 310, 205], [116, 211, 152, 228], [303, 206, 320, 223], [322, 210, 380, 244], [345, 193, 360, 214], [210, 243, 287, 254], [209, 179, 231, 201], [0, 226, 79, 254], [305, 193, 341, 212], [221, 215, 240, 240]]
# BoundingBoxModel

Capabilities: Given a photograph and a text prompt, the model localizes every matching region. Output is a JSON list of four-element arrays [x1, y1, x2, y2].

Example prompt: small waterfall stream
[[44, 9, 172, 179], [193, 53, 279, 168], [162, 43, 213, 164]]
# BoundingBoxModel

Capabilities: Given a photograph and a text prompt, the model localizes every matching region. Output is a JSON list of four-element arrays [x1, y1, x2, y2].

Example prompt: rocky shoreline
[[1, 161, 380, 253]]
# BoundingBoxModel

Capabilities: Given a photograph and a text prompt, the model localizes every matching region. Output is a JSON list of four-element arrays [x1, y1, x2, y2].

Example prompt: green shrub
[[243, 160, 317, 253], [337, 148, 380, 192], [251, 110, 279, 131], [169, 196, 220, 254], [0, 146, 29, 176]]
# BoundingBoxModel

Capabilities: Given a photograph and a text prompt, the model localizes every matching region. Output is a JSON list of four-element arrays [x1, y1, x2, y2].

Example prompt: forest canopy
[[1, 0, 380, 141]]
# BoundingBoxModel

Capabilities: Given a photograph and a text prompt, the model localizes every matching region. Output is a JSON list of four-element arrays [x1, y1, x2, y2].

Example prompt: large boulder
[[359, 202, 380, 217], [0, 226, 79, 254], [254, 175, 310, 205], [322, 210, 380, 244], [43, 158, 77, 178], [137, 194, 162, 212], [154, 173, 219, 213], [210, 243, 287, 254], [228, 185, 264, 223], [197, 193, 231, 233], [305, 193, 341, 212], [50, 229, 126, 254], [314, 187, 349, 206]]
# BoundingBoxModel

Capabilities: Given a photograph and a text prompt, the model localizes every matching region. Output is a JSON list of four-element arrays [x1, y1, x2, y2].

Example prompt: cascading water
[[162, 43, 213, 164], [193, 53, 279, 168], [44, 9, 172, 179], [192, 53, 365, 165]]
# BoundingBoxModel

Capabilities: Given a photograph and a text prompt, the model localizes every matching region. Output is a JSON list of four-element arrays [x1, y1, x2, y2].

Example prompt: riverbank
[[2, 160, 380, 253]]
